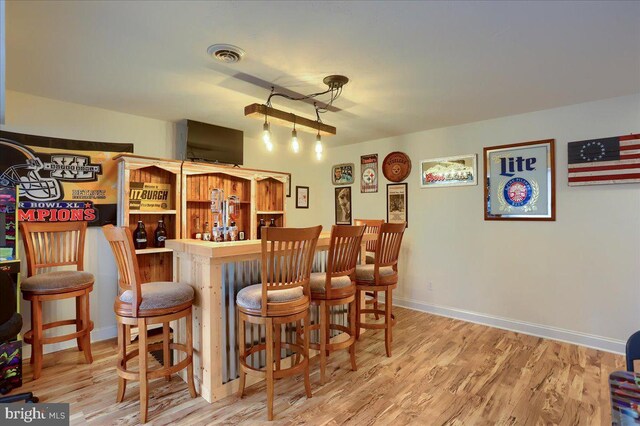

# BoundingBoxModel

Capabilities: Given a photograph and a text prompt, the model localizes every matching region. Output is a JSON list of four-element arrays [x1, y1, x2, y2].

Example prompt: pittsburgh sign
[[129, 182, 172, 211], [0, 130, 133, 226]]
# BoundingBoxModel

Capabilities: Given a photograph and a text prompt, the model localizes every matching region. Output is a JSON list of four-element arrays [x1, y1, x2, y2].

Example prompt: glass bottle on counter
[[154, 220, 167, 248], [229, 221, 238, 241], [257, 218, 266, 239], [270, 217, 276, 227], [133, 221, 147, 250], [202, 221, 211, 241], [193, 216, 202, 240], [213, 222, 222, 242]]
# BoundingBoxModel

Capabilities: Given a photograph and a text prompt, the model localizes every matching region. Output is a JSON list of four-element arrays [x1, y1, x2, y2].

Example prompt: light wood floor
[[16, 306, 622, 425]]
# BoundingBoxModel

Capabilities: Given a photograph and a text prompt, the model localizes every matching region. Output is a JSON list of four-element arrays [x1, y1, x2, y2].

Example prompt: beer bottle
[[270, 218, 276, 227], [257, 218, 266, 239], [154, 220, 167, 248], [133, 221, 147, 250]]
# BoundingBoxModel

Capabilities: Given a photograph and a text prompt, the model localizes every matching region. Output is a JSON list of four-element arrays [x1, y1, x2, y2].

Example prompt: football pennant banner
[[0, 130, 133, 226], [568, 133, 640, 186]]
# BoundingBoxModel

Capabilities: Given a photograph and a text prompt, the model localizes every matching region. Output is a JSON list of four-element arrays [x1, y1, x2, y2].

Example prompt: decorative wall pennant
[[360, 154, 378, 193]]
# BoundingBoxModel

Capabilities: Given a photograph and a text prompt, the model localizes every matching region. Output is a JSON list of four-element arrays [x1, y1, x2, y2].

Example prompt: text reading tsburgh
[[130, 189, 169, 200]]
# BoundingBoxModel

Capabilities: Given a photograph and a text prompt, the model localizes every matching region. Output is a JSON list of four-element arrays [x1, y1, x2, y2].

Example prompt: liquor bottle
[[193, 216, 202, 240], [212, 222, 222, 242], [270, 218, 276, 227], [202, 221, 211, 241], [257, 218, 266, 239], [154, 220, 167, 248], [133, 221, 147, 250], [229, 221, 238, 241]]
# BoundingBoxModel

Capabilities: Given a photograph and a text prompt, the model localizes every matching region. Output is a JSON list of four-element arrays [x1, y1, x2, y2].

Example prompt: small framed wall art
[[295, 186, 309, 209], [484, 139, 555, 221], [286, 173, 292, 197], [387, 183, 408, 227], [332, 163, 355, 185], [420, 154, 477, 188], [334, 186, 352, 225], [360, 154, 378, 193]]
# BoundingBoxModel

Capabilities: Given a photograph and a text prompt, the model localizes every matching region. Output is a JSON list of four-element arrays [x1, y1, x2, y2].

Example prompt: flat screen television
[[177, 120, 244, 165]]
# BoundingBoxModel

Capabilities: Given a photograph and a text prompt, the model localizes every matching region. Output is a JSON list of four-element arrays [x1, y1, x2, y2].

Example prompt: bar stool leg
[[163, 321, 171, 381], [75, 296, 83, 351], [32, 297, 43, 380], [138, 319, 149, 424], [355, 289, 361, 340], [303, 311, 312, 399], [82, 291, 93, 364], [319, 300, 327, 385], [185, 309, 197, 398], [116, 322, 127, 403], [274, 324, 282, 371], [385, 290, 392, 357], [373, 291, 380, 319], [237, 314, 246, 399], [265, 317, 274, 421], [349, 299, 357, 371]]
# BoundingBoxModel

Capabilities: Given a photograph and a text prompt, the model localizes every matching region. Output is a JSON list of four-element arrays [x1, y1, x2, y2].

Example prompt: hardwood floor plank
[[10, 306, 623, 425]]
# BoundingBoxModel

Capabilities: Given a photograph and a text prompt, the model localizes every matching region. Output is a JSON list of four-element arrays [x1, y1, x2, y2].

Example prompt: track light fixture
[[244, 75, 348, 155]]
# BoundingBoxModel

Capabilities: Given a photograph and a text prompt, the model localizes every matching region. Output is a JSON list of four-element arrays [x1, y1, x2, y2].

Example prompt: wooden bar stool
[[20, 222, 94, 380], [354, 219, 384, 317], [355, 222, 406, 357], [237, 225, 322, 421], [307, 225, 364, 384], [102, 225, 196, 424]]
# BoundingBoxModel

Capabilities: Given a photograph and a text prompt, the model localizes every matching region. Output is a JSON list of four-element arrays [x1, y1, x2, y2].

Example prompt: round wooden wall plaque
[[382, 151, 412, 182]]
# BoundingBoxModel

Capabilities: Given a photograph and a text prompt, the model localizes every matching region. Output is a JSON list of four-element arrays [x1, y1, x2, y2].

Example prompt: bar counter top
[[166, 232, 375, 260]]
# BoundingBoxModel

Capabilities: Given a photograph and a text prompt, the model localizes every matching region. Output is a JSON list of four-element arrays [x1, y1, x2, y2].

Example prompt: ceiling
[[6, 1, 640, 147]]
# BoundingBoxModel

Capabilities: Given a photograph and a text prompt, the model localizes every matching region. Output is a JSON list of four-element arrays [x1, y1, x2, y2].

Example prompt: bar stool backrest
[[261, 225, 322, 316], [354, 219, 384, 253], [325, 225, 365, 297], [375, 222, 406, 279], [101, 225, 143, 317], [21, 221, 87, 276]]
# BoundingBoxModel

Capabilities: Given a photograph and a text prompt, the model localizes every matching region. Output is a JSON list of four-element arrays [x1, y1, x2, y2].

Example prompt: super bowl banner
[[0, 130, 133, 226]]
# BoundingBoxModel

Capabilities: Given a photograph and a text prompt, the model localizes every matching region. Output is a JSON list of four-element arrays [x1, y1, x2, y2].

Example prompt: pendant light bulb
[[314, 132, 323, 158], [291, 128, 300, 153], [262, 121, 271, 146]]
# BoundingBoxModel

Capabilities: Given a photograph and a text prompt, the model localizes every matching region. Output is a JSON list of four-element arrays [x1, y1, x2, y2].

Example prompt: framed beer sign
[[484, 139, 555, 221]]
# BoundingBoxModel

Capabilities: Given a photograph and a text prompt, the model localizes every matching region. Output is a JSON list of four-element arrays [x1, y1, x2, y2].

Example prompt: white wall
[[1, 90, 328, 355], [323, 93, 640, 353]]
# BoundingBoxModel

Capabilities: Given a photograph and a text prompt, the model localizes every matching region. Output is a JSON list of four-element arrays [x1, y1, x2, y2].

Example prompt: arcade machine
[[0, 186, 37, 402]]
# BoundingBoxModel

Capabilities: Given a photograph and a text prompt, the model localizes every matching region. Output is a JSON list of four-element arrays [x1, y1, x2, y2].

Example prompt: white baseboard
[[22, 325, 117, 359], [392, 296, 625, 355]]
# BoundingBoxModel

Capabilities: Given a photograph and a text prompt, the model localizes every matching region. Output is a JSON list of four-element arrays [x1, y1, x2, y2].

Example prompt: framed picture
[[361, 154, 378, 193], [334, 186, 352, 225], [286, 173, 292, 197], [332, 163, 355, 185], [420, 154, 477, 188], [387, 183, 408, 227], [295, 186, 309, 209], [484, 139, 555, 221]]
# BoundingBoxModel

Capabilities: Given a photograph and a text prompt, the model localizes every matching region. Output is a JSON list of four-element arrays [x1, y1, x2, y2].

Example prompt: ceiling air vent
[[207, 44, 245, 64]]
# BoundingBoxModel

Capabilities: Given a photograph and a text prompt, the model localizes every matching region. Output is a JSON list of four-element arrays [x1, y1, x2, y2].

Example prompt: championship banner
[[360, 154, 378, 193], [0, 130, 133, 226]]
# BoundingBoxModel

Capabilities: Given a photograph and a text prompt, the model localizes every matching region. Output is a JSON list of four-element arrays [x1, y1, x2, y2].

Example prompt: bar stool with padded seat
[[20, 222, 94, 380], [102, 225, 197, 424], [237, 225, 322, 421], [355, 222, 406, 357], [306, 224, 364, 384], [354, 219, 384, 317]]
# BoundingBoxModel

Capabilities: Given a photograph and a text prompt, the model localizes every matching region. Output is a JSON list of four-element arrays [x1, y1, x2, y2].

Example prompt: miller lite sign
[[484, 139, 555, 220]]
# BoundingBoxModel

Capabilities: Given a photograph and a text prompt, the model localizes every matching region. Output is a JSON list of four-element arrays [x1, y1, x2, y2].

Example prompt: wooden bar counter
[[167, 232, 374, 403]]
